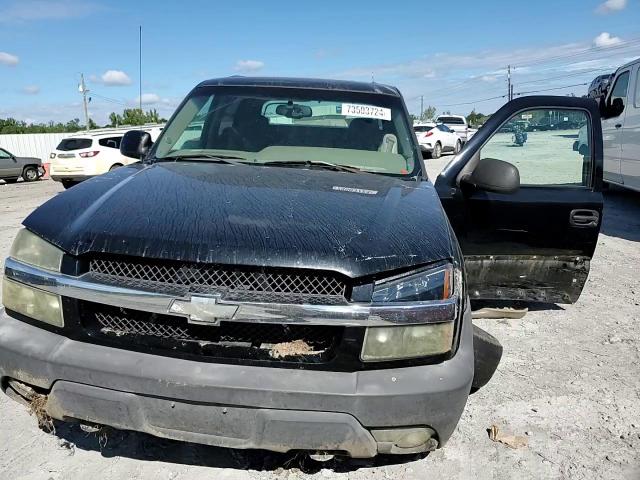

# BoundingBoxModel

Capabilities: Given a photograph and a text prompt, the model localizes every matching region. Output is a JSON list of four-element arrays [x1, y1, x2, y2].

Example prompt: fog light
[[2, 278, 64, 327], [371, 427, 438, 454], [361, 323, 453, 361]]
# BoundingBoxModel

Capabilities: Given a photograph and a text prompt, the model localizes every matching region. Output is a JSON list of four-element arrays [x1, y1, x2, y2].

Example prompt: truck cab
[[601, 57, 640, 192]]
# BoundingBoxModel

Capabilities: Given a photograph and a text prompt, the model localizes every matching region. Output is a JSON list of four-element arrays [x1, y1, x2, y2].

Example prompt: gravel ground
[[1, 164, 639, 480]]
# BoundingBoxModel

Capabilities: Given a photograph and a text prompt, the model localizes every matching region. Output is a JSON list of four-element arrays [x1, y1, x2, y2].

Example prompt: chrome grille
[[88, 258, 347, 303], [84, 303, 343, 364]]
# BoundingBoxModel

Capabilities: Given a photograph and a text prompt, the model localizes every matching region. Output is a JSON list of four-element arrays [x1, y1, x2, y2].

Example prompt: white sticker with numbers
[[341, 103, 391, 121]]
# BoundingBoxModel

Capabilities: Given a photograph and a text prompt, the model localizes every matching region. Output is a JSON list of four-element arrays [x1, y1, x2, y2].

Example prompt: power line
[[514, 81, 589, 96], [515, 67, 612, 86], [436, 94, 508, 107], [90, 93, 128, 106], [512, 36, 640, 69]]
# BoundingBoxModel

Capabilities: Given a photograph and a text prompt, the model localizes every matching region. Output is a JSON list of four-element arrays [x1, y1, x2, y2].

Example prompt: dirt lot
[[1, 165, 639, 479]]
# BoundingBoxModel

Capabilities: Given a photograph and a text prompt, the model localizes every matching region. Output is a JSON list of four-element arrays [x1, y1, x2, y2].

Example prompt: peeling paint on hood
[[23, 162, 453, 278]]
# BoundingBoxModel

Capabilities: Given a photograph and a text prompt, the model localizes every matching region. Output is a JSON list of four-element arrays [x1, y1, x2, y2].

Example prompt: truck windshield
[[152, 86, 420, 176]]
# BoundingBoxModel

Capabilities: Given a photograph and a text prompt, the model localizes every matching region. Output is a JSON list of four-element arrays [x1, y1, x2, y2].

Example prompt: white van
[[601, 57, 640, 192], [50, 125, 163, 189]]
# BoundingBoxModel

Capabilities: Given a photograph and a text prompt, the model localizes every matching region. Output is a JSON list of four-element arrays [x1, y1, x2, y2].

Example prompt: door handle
[[570, 209, 600, 228], [615, 124, 622, 128]]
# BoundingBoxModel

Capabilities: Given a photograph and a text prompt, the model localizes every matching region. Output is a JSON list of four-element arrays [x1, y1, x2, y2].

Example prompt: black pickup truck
[[0, 77, 603, 458]]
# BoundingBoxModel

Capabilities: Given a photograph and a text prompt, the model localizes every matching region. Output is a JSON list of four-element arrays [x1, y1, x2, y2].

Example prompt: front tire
[[432, 142, 442, 159], [61, 180, 79, 189], [454, 140, 462, 154], [22, 166, 39, 182]]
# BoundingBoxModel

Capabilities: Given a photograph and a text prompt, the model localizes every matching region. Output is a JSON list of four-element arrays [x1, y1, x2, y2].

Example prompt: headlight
[[9, 229, 63, 272], [371, 264, 452, 303], [2, 278, 64, 327], [363, 264, 456, 361], [361, 323, 454, 361]]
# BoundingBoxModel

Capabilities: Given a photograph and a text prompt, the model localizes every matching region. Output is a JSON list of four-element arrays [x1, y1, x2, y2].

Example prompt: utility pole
[[420, 95, 424, 120], [79, 73, 90, 131], [139, 25, 142, 112], [507, 65, 512, 102]]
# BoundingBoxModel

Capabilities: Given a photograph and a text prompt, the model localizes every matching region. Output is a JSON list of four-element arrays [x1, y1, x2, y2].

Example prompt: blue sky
[[1, 0, 638, 125]]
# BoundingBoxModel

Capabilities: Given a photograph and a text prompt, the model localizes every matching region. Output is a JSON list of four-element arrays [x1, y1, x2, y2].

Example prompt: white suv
[[413, 122, 462, 158], [50, 126, 163, 189]]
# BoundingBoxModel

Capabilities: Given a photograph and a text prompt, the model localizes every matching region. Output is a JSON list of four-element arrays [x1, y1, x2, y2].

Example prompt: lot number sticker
[[341, 103, 391, 121]]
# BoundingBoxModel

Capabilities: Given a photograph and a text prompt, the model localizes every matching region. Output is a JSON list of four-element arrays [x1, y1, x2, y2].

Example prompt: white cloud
[[480, 75, 498, 83], [593, 32, 623, 47], [100, 70, 132, 86], [234, 59, 265, 73], [0, 0, 103, 23], [136, 93, 161, 105], [596, 0, 627, 14], [0, 51, 19, 66], [22, 85, 40, 95]]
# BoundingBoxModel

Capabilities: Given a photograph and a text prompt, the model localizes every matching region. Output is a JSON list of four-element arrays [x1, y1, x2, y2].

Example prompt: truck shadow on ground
[[602, 187, 640, 243], [51, 421, 427, 473]]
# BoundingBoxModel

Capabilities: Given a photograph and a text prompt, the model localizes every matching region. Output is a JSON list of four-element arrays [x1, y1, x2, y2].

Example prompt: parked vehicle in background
[[435, 114, 477, 143], [0, 147, 44, 184], [0, 75, 605, 459], [413, 122, 462, 158], [588, 73, 614, 99], [49, 125, 163, 189], [600, 57, 640, 192]]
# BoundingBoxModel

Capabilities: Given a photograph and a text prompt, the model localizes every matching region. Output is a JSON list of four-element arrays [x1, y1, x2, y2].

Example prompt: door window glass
[[98, 137, 122, 149], [480, 109, 591, 187], [0, 149, 11, 159], [610, 71, 630, 107], [635, 67, 640, 108]]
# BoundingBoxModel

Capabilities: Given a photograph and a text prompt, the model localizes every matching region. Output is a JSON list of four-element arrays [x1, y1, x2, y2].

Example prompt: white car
[[413, 123, 462, 158], [50, 126, 163, 189]]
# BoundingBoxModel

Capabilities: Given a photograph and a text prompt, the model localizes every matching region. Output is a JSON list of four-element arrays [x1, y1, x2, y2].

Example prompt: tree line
[[0, 108, 167, 135]]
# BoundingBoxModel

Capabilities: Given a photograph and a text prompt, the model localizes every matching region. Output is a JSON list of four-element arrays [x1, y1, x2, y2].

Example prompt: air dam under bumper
[[0, 307, 474, 458]]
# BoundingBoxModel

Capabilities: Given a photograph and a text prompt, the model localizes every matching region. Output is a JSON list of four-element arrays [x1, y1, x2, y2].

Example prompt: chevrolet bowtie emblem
[[168, 296, 239, 325]]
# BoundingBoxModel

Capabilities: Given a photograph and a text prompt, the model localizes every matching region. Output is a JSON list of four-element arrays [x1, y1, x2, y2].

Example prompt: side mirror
[[120, 130, 153, 159], [462, 158, 520, 194], [599, 96, 624, 119]]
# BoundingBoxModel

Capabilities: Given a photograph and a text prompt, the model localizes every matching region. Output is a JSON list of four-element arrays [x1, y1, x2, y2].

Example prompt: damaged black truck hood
[[23, 162, 454, 278]]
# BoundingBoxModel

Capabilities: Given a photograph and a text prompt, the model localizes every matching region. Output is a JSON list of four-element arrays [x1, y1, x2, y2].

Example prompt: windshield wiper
[[263, 160, 362, 174], [155, 154, 246, 165]]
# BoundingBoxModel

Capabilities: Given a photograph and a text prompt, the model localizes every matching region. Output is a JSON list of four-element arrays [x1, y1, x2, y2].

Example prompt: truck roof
[[64, 125, 164, 138], [197, 76, 401, 97], [616, 56, 640, 71]]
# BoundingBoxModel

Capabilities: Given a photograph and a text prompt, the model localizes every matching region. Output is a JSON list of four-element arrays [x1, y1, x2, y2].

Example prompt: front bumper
[[50, 175, 93, 183], [0, 306, 474, 457]]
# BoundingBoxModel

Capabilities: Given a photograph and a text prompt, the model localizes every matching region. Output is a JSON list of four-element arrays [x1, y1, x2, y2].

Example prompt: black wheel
[[432, 142, 442, 159], [109, 163, 123, 171], [3, 178, 18, 184], [454, 140, 462, 154], [22, 166, 39, 182], [61, 180, 79, 189]]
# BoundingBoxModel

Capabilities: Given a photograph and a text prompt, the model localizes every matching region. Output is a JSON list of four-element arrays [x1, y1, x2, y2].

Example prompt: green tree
[[420, 105, 437, 121]]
